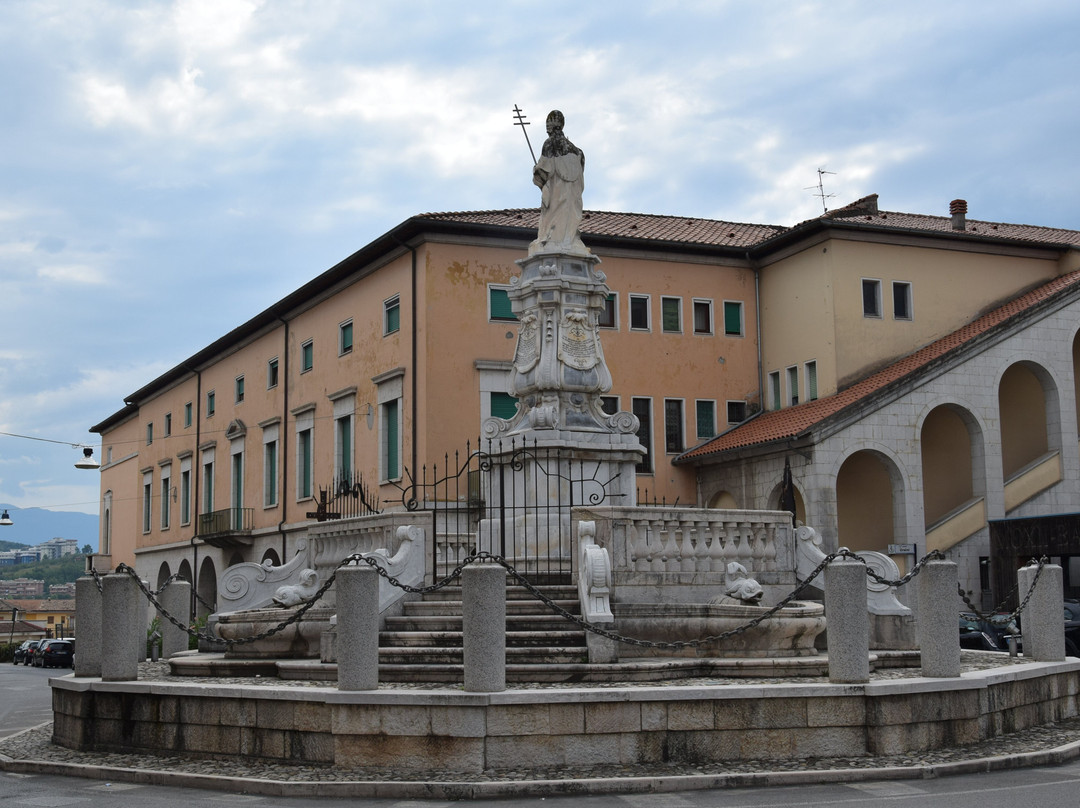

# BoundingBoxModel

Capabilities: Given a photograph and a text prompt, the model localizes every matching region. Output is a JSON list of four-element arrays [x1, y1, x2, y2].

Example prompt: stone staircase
[[378, 581, 589, 683]]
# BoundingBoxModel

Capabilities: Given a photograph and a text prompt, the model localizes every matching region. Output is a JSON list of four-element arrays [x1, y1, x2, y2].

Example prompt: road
[[2, 661, 1080, 805]]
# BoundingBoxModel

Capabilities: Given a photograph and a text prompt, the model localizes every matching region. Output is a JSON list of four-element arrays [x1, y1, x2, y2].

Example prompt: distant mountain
[[0, 506, 98, 552]]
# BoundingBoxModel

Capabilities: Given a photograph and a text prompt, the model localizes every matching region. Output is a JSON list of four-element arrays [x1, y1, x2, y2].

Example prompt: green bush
[[146, 616, 161, 659], [189, 615, 207, 651], [0, 642, 16, 663]]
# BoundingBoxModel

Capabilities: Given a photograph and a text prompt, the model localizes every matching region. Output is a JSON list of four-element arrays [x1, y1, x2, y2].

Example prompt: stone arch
[[260, 548, 282, 567], [196, 556, 217, 619], [835, 448, 907, 553], [227, 551, 245, 568], [177, 559, 192, 583], [155, 561, 172, 590], [920, 403, 984, 527], [707, 490, 738, 509], [998, 360, 1058, 479], [101, 490, 112, 556], [766, 480, 806, 526]]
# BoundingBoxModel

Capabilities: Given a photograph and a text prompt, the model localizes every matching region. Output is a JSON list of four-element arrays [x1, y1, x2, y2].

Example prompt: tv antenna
[[805, 167, 836, 213], [512, 104, 537, 165]]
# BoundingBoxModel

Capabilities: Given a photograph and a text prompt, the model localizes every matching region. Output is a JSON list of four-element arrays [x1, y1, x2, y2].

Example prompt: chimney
[[950, 199, 967, 231]]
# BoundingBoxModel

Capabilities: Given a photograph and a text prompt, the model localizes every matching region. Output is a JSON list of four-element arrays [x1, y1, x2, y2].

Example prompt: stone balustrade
[[575, 506, 796, 604]]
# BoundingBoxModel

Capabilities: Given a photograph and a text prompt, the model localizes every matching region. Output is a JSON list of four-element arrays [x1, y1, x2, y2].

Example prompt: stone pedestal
[[74, 576, 102, 677], [825, 558, 870, 683], [160, 580, 191, 658], [1018, 562, 1065, 661], [101, 573, 143, 682], [917, 560, 960, 677], [336, 565, 380, 691], [463, 563, 506, 692]]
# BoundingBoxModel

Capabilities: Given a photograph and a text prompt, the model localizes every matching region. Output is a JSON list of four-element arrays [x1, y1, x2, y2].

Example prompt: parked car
[[12, 640, 34, 665], [959, 612, 1019, 652], [24, 638, 48, 666], [36, 639, 74, 669], [1064, 600, 1080, 656]]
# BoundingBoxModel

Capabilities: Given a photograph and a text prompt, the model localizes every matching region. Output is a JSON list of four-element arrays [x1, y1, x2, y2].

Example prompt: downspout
[[751, 254, 764, 413], [189, 365, 202, 623], [275, 313, 290, 561]]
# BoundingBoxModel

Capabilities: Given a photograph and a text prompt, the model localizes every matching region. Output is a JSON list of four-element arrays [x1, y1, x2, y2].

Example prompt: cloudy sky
[[1, 0, 1079, 517]]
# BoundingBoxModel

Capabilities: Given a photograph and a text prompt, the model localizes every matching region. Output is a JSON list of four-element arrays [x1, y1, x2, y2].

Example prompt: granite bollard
[[825, 556, 870, 683], [1018, 561, 1065, 662], [463, 562, 506, 692], [336, 564, 380, 691], [74, 576, 102, 677], [159, 580, 191, 658], [101, 572, 145, 681], [917, 559, 961, 677]]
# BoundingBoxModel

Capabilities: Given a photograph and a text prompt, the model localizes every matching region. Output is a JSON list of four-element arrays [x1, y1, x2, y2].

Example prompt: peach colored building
[[91, 197, 1080, 613]]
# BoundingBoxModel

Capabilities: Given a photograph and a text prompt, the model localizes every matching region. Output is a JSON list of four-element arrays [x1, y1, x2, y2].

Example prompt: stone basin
[[213, 606, 333, 659], [611, 600, 826, 658]]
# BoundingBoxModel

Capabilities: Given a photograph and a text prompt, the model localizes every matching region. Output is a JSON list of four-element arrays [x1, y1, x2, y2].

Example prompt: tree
[[81, 544, 92, 555]]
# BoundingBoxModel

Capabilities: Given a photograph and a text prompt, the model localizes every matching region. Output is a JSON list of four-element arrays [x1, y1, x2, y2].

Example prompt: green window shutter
[[490, 288, 517, 321], [724, 301, 742, 335], [385, 299, 400, 333], [661, 298, 680, 332], [385, 400, 400, 479], [807, 362, 818, 401], [696, 401, 716, 439], [490, 392, 519, 419]]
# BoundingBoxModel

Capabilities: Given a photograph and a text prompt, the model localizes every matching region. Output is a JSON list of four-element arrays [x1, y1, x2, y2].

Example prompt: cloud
[[37, 264, 108, 285]]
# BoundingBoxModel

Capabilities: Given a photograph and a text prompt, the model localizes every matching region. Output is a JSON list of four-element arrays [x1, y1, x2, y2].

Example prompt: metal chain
[[957, 557, 1046, 625]]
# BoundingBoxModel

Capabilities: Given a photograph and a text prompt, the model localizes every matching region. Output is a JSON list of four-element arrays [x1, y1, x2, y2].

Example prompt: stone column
[[74, 576, 102, 677], [917, 559, 960, 677], [463, 563, 506, 692], [101, 572, 144, 681], [1018, 561, 1065, 662], [160, 580, 191, 658], [825, 557, 870, 683], [336, 564, 380, 691]]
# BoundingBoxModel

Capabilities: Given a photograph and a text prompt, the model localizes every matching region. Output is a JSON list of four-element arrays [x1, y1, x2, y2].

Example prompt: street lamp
[[74, 447, 100, 470], [0, 510, 11, 526], [8, 607, 16, 645]]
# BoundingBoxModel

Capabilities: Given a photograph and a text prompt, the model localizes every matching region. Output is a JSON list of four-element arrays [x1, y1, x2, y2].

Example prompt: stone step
[[380, 629, 587, 648], [417, 584, 578, 602], [403, 599, 580, 616], [378, 647, 589, 665], [384, 614, 582, 633]]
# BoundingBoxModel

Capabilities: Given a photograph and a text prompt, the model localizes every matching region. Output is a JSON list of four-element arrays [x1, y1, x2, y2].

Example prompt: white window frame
[[722, 300, 745, 337], [805, 360, 819, 402], [893, 281, 913, 321], [331, 390, 357, 481], [787, 365, 799, 406], [664, 398, 685, 454], [339, 319, 354, 355], [261, 421, 279, 509], [726, 400, 748, 425], [769, 370, 781, 411], [488, 284, 517, 322], [179, 455, 192, 526], [267, 357, 279, 389], [384, 295, 401, 334], [862, 278, 882, 318], [301, 340, 314, 373], [598, 293, 618, 329], [201, 446, 215, 514], [142, 470, 153, 534], [695, 399, 717, 440], [629, 294, 651, 331], [293, 405, 315, 501], [692, 298, 714, 336], [632, 397, 653, 474], [660, 296, 682, 334], [159, 463, 171, 531], [374, 369, 404, 482], [235, 375, 245, 404]]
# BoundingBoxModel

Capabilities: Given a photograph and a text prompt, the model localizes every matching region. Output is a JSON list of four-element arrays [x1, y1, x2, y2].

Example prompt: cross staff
[[512, 104, 537, 165]]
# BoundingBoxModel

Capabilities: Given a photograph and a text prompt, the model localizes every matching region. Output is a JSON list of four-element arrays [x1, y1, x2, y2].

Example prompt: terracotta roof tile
[[680, 269, 1080, 462], [818, 208, 1080, 248], [416, 208, 785, 249]]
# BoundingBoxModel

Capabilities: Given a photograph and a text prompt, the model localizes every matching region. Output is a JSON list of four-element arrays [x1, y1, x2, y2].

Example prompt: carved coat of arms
[[513, 313, 541, 373], [557, 310, 600, 371]]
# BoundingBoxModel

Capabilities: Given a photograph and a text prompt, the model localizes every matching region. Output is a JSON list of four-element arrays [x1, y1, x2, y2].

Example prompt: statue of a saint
[[529, 110, 589, 256]]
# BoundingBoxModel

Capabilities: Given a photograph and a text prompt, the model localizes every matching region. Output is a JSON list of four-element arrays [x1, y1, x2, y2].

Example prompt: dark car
[[12, 640, 34, 665], [1064, 600, 1080, 657], [960, 612, 1019, 652], [35, 639, 74, 669], [24, 638, 48, 666]]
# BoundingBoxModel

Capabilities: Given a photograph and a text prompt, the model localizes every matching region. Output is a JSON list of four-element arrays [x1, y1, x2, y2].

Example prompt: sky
[[1, 0, 1079, 517]]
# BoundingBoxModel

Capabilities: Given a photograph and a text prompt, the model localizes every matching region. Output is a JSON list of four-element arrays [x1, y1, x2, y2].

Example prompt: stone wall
[[51, 661, 1079, 773]]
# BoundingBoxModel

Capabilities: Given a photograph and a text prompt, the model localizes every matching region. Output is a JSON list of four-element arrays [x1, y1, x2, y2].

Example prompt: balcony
[[198, 507, 255, 549]]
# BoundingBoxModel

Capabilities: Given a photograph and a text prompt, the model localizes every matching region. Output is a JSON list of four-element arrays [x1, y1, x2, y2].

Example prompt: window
[[661, 297, 682, 333], [769, 371, 781, 411], [335, 414, 353, 480], [146, 423, 153, 445], [339, 320, 353, 355], [301, 340, 314, 372], [235, 375, 245, 404], [297, 428, 312, 499], [267, 358, 279, 389], [160, 467, 171, 530], [862, 278, 882, 318], [893, 281, 912, 320], [632, 397, 653, 474], [629, 295, 650, 330], [489, 286, 517, 321], [384, 295, 400, 334], [184, 402, 193, 428], [381, 399, 401, 480], [600, 396, 619, 415], [805, 361, 818, 402], [664, 399, 684, 453], [692, 300, 713, 335], [696, 400, 717, 440], [164, 413, 172, 437], [787, 366, 799, 406], [180, 464, 191, 526], [142, 472, 152, 533], [598, 294, 617, 329], [727, 401, 747, 424], [230, 446, 244, 528], [262, 423, 279, 508], [206, 390, 216, 417], [723, 301, 744, 337], [490, 392, 519, 420], [201, 453, 215, 513]]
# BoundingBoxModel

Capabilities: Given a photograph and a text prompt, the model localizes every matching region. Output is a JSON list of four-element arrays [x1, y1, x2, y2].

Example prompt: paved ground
[[2, 654, 1079, 799]]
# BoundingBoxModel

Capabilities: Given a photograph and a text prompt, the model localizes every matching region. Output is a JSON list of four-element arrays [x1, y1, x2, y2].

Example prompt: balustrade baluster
[[736, 521, 753, 571], [652, 519, 668, 572], [693, 520, 710, 572], [764, 525, 778, 571], [708, 521, 726, 572], [751, 522, 766, 570]]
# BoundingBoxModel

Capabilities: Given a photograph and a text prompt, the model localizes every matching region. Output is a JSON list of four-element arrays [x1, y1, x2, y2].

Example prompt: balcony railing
[[198, 507, 255, 548]]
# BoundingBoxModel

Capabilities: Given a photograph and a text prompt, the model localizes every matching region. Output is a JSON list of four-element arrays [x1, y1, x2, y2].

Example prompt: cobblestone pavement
[[1, 652, 1078, 797]]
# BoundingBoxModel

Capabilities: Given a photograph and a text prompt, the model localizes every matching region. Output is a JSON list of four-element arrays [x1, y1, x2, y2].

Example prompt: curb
[[3, 732, 1080, 799]]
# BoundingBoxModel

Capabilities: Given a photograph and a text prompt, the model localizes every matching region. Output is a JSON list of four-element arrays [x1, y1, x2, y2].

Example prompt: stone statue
[[272, 568, 319, 607], [721, 561, 764, 604], [529, 110, 589, 257]]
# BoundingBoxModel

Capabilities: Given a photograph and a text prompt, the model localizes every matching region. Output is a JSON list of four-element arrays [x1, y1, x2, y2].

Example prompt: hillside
[[0, 553, 87, 590], [0, 506, 97, 551]]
